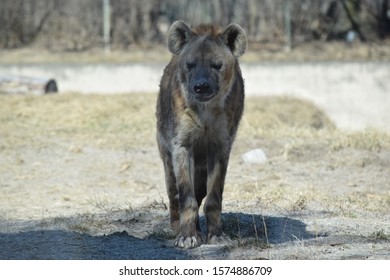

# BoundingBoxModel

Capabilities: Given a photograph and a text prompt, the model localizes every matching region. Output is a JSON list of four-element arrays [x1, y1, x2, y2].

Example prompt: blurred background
[[0, 0, 389, 131], [0, 0, 389, 51]]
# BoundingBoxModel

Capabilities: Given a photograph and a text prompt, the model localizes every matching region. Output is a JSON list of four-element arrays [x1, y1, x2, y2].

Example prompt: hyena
[[156, 21, 247, 248]]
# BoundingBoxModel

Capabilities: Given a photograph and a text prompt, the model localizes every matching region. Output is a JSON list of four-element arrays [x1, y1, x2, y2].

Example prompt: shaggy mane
[[192, 24, 222, 37]]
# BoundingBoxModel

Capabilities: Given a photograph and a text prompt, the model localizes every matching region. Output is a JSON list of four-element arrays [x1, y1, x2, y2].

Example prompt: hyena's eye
[[186, 61, 196, 70], [211, 62, 222, 71]]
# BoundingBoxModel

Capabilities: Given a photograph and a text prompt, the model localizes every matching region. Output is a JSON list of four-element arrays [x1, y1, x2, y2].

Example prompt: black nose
[[193, 79, 211, 94]]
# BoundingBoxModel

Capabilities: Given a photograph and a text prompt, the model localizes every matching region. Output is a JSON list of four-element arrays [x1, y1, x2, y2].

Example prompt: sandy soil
[[0, 93, 389, 259]]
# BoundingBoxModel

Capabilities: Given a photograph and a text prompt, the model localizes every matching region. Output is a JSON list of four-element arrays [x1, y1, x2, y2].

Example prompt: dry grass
[[0, 47, 171, 64], [1, 41, 390, 65], [241, 96, 336, 138], [2, 92, 389, 153], [0, 93, 157, 150], [241, 96, 390, 149], [331, 128, 390, 152]]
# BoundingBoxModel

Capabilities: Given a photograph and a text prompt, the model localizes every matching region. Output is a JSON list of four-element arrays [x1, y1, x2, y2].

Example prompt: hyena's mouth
[[194, 92, 217, 102]]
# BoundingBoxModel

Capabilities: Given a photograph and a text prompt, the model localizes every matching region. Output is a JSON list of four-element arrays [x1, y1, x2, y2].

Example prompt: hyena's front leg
[[161, 151, 180, 235], [172, 144, 202, 248], [204, 146, 232, 245]]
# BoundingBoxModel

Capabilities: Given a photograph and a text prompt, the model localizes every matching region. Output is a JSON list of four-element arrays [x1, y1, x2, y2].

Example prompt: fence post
[[284, 0, 292, 51], [103, 0, 111, 53]]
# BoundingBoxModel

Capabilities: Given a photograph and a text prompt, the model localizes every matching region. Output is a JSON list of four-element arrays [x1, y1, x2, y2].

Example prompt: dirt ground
[[0, 93, 389, 259]]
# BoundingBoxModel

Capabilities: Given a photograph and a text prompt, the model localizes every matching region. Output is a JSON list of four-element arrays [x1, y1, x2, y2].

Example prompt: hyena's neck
[[186, 102, 226, 130]]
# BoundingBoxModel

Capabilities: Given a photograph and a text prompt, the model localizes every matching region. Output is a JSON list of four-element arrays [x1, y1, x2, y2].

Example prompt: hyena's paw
[[208, 233, 233, 246], [175, 236, 199, 248], [175, 233, 205, 249]]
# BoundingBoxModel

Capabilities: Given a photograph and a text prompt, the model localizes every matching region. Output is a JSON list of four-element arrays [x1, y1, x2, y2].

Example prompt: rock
[[241, 149, 267, 164]]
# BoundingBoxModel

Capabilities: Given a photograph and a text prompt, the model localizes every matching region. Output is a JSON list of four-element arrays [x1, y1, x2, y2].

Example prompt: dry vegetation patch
[[0, 93, 156, 150]]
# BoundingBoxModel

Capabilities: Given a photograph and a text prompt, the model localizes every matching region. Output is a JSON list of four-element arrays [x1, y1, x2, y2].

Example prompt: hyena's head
[[168, 21, 247, 104]]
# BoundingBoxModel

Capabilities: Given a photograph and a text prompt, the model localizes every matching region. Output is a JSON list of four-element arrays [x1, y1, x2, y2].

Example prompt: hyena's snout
[[191, 78, 217, 102], [193, 78, 211, 94]]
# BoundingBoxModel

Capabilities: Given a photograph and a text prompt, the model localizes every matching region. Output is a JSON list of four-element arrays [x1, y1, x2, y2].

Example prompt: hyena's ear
[[222, 24, 247, 57], [168, 21, 194, 55]]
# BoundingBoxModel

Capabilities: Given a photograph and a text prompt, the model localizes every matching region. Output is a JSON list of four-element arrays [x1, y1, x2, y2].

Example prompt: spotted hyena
[[156, 21, 247, 248]]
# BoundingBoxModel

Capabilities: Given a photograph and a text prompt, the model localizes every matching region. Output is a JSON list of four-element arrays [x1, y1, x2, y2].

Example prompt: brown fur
[[156, 21, 247, 248]]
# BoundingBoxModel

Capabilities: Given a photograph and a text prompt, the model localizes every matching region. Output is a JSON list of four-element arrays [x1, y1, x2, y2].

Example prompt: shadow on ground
[[0, 230, 190, 260], [0, 212, 316, 260], [219, 212, 316, 244]]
